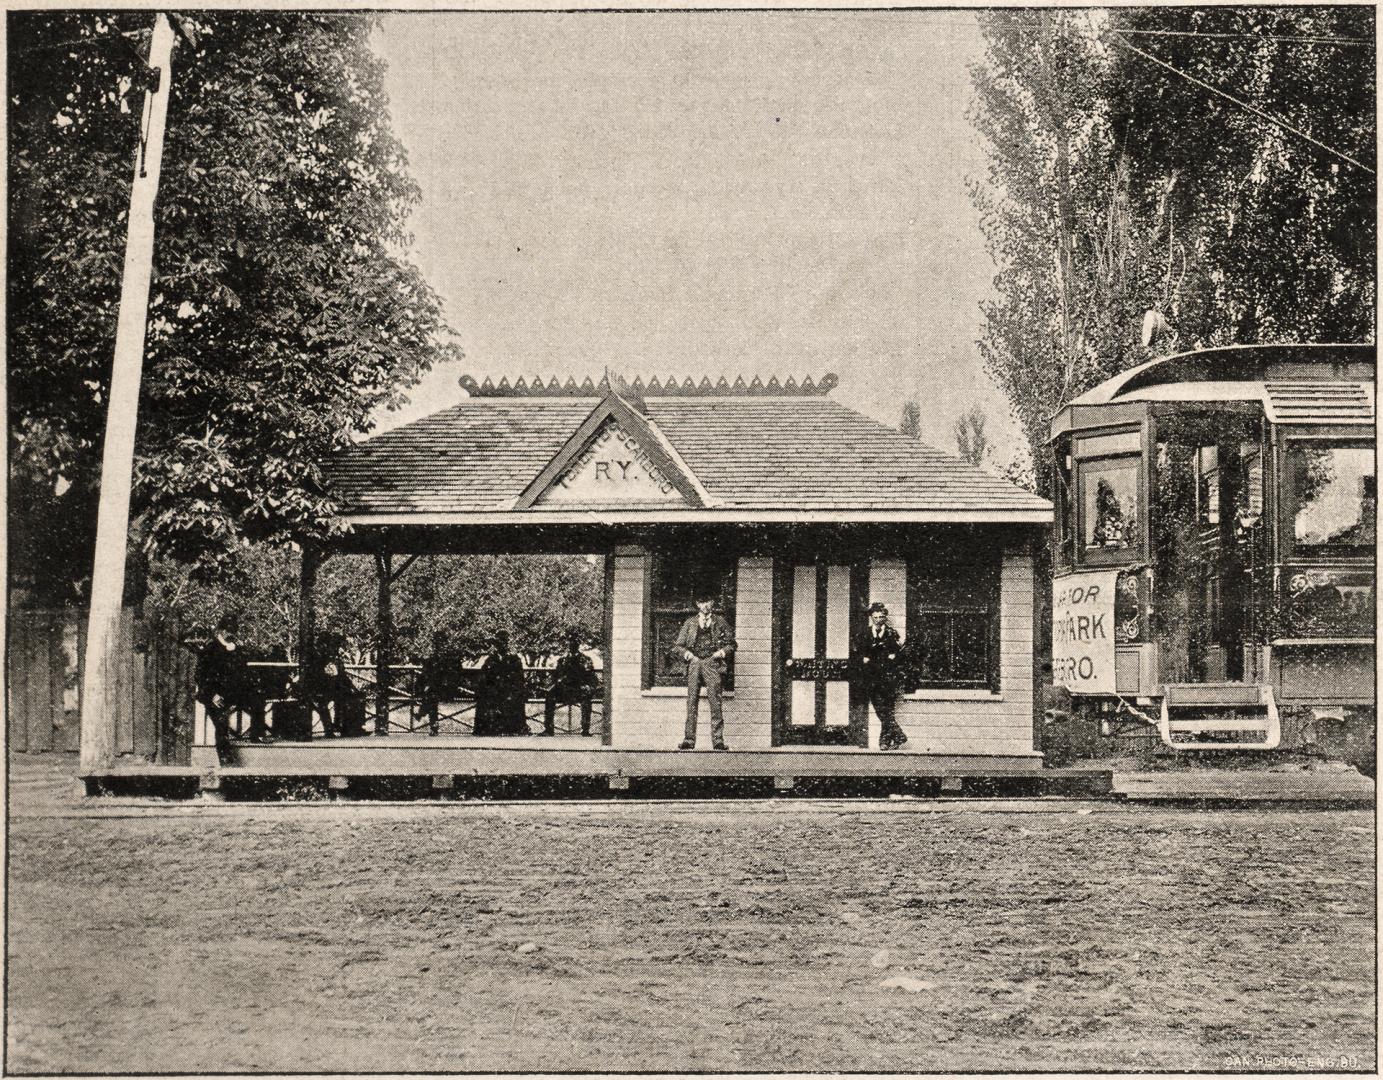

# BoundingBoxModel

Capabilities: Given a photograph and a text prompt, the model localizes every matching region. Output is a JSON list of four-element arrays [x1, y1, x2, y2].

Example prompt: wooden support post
[[601, 553, 615, 745], [328, 775, 349, 797], [940, 776, 963, 794], [607, 775, 630, 791], [375, 550, 392, 736], [298, 544, 320, 690], [773, 775, 795, 791]]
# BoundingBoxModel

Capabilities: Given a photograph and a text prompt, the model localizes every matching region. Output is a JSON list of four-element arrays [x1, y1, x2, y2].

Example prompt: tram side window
[[1289, 445, 1375, 550], [907, 549, 1000, 691], [1079, 456, 1141, 559], [644, 552, 737, 689]]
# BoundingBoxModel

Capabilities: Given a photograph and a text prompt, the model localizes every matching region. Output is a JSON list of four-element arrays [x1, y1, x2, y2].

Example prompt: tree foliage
[[9, 13, 456, 604], [898, 399, 921, 439], [969, 7, 1375, 491], [147, 550, 605, 664], [1105, 6, 1375, 346], [953, 404, 990, 467]]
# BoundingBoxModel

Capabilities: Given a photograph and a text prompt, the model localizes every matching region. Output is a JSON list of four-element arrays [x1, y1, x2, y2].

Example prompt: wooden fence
[[7, 608, 197, 764]]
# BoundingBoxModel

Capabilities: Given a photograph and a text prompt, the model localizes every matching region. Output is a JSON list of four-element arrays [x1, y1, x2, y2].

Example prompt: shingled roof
[[323, 391, 1050, 523]]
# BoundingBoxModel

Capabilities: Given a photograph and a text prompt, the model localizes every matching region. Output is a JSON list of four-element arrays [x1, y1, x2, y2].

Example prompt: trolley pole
[[80, 14, 179, 772]]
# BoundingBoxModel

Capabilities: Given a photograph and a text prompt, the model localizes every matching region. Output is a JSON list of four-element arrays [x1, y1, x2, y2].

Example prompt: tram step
[[1159, 683, 1281, 751]]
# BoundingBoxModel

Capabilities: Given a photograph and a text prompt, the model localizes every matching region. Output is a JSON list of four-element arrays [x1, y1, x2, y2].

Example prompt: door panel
[[776, 561, 866, 746]]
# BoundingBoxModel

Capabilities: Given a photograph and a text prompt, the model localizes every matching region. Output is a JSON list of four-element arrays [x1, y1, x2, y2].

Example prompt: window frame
[[1075, 452, 1145, 567], [642, 551, 738, 690], [1281, 437, 1375, 559], [905, 547, 1001, 692]]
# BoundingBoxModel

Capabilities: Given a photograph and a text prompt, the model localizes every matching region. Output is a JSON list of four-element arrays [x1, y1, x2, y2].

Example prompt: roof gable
[[514, 392, 706, 509]]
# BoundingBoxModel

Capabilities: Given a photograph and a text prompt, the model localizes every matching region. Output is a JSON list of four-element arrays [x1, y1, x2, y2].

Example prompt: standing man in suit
[[196, 614, 251, 765], [852, 602, 909, 751], [674, 592, 736, 750]]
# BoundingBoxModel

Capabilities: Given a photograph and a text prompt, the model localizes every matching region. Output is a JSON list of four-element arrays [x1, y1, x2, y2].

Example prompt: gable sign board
[[534, 418, 687, 505], [1052, 569, 1120, 695]]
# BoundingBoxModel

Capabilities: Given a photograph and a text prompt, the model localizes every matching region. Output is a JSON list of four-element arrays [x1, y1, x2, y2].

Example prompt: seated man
[[419, 630, 463, 737], [542, 632, 599, 737], [303, 632, 365, 738]]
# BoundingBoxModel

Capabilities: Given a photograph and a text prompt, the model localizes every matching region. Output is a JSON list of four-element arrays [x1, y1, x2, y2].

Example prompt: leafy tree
[[1105, 6, 1375, 345], [968, 7, 1374, 492], [898, 399, 922, 439], [9, 12, 455, 605], [953, 404, 990, 467]]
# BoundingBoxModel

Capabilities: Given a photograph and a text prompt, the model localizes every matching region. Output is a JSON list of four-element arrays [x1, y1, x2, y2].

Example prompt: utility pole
[[80, 14, 179, 772]]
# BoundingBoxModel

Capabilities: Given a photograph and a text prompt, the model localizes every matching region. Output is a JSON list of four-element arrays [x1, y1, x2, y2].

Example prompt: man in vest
[[673, 592, 736, 750], [851, 601, 909, 751]]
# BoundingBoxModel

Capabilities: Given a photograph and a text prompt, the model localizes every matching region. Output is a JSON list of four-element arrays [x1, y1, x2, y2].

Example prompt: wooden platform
[[79, 736, 1115, 798], [224, 737, 1048, 778]]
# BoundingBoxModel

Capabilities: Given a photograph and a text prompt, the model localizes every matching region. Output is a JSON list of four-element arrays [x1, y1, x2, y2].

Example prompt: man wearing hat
[[196, 614, 253, 765], [673, 592, 737, 750], [852, 602, 909, 751], [542, 631, 599, 737], [475, 629, 530, 736]]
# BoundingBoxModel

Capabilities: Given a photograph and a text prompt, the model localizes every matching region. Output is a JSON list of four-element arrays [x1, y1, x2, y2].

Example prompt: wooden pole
[[298, 544, 319, 687], [80, 15, 178, 773], [375, 550, 393, 736]]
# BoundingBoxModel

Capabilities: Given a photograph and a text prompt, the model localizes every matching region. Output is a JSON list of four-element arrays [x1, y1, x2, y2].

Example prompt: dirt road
[[6, 758, 1375, 1073]]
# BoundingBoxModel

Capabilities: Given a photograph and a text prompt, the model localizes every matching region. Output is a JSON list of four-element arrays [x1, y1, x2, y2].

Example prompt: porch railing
[[227, 662, 605, 739]]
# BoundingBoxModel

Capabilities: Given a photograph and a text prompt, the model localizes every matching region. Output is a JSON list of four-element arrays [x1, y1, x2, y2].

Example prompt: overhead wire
[[1109, 26, 1369, 47], [1107, 31, 1375, 176]]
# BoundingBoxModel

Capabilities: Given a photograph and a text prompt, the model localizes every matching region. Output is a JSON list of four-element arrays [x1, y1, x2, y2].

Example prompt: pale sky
[[371, 10, 1024, 465]]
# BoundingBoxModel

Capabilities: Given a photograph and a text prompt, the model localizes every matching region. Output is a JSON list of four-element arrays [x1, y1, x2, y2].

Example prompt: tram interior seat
[[1158, 682, 1282, 750]]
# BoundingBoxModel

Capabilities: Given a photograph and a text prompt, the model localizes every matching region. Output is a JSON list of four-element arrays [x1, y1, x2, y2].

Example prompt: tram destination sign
[[1052, 569, 1120, 695]]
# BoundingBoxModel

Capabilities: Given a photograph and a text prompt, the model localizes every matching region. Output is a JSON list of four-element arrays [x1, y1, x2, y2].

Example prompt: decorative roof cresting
[[458, 373, 840, 397]]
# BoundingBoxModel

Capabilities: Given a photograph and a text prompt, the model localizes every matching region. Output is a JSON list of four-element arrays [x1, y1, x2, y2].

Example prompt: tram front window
[[1290, 445, 1375, 549], [1080, 457, 1141, 557]]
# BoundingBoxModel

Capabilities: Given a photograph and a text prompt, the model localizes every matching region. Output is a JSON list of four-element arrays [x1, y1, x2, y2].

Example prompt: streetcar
[[1048, 343, 1375, 770]]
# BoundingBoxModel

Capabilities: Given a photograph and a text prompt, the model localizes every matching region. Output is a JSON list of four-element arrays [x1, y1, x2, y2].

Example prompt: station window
[[906, 548, 1000, 691], [1288, 444, 1375, 550], [644, 552, 737, 689], [1078, 456, 1141, 561]]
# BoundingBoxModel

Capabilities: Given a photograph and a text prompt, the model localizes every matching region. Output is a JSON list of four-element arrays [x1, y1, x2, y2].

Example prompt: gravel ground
[[5, 755, 1376, 1074]]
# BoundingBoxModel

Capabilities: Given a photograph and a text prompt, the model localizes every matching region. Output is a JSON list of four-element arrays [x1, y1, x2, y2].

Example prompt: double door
[[773, 561, 867, 747]]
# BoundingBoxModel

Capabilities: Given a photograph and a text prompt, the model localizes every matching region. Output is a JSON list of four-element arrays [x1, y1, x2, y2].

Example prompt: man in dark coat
[[673, 593, 737, 750], [303, 632, 364, 738], [196, 615, 252, 765], [851, 602, 909, 751], [419, 630, 463, 736], [474, 630, 529, 736], [542, 631, 599, 737]]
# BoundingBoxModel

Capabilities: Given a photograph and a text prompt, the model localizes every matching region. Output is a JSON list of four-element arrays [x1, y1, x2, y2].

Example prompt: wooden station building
[[82, 372, 1087, 795]]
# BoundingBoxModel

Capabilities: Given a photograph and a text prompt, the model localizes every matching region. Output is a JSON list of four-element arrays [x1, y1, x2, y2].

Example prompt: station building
[[281, 372, 1053, 774]]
